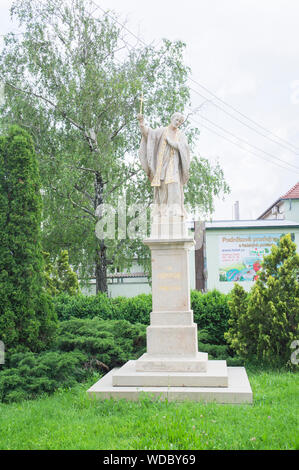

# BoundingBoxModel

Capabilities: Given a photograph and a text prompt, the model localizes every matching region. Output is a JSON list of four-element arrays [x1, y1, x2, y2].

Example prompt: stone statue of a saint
[[137, 112, 190, 218]]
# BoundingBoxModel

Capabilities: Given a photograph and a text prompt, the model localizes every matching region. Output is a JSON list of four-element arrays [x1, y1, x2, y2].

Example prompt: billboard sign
[[219, 233, 290, 282]]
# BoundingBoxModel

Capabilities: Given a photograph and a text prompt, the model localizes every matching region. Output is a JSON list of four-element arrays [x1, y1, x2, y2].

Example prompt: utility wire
[[189, 76, 299, 153], [190, 116, 299, 175], [90, 0, 299, 156], [189, 85, 299, 155], [188, 109, 299, 171], [4, 0, 299, 172]]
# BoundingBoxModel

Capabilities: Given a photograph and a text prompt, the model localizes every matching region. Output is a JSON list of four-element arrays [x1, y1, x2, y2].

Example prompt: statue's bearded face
[[170, 113, 184, 129]]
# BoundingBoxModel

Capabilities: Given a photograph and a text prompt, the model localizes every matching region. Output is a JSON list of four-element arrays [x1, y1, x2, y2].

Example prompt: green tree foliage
[[43, 250, 80, 296], [0, 126, 57, 351], [225, 234, 299, 366], [0, 0, 229, 293]]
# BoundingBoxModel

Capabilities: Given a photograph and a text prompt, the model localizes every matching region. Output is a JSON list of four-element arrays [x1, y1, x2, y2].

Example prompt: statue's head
[[170, 112, 185, 128]]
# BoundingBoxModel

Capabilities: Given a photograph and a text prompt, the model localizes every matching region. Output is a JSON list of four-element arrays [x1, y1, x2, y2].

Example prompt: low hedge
[[0, 317, 146, 403], [55, 317, 146, 368], [191, 290, 230, 345], [0, 350, 88, 403], [54, 290, 230, 345], [53, 292, 114, 321]]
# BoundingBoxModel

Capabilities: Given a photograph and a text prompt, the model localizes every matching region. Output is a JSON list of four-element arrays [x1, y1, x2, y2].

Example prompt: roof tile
[[281, 181, 299, 199]]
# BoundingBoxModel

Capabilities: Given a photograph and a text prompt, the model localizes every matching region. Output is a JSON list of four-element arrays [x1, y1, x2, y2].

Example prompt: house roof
[[257, 181, 299, 219], [281, 181, 299, 199], [206, 219, 299, 230]]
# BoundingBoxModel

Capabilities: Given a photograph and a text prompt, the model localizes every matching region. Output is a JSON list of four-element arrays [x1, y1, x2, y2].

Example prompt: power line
[[190, 116, 299, 175], [188, 109, 299, 172], [5, 0, 299, 167], [189, 76, 299, 153], [90, 0, 299, 156], [189, 85, 299, 155]]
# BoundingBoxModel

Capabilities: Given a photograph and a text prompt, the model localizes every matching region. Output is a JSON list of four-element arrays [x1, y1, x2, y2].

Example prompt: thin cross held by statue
[[139, 91, 144, 115]]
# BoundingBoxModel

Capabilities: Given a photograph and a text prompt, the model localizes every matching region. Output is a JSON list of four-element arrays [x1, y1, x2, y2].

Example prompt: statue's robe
[[138, 126, 190, 216]]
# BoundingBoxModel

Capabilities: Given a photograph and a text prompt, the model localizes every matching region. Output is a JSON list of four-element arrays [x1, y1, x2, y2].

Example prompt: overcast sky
[[1, 0, 299, 220]]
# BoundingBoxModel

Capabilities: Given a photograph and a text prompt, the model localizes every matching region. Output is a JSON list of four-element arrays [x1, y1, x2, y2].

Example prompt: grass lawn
[[0, 369, 298, 450]]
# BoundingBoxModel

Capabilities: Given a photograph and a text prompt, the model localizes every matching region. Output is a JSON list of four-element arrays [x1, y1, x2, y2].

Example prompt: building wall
[[261, 199, 299, 222], [81, 279, 152, 297], [261, 201, 285, 220], [205, 227, 299, 294], [284, 199, 299, 222]]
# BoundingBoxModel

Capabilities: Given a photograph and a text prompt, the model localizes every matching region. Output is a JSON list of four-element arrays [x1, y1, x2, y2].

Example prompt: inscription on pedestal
[[152, 251, 189, 312]]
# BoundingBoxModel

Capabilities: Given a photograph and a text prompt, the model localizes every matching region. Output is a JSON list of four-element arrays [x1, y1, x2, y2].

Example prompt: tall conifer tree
[[0, 126, 57, 351]]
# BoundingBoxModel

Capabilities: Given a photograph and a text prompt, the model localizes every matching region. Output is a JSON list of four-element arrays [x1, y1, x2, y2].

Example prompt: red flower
[[253, 262, 261, 272]]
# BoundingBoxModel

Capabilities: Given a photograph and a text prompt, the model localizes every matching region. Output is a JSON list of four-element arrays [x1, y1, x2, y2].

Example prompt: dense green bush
[[191, 290, 230, 344], [53, 290, 230, 346], [111, 294, 152, 324], [54, 292, 114, 321], [0, 317, 146, 403], [55, 317, 146, 368], [0, 350, 88, 403], [225, 234, 299, 367]]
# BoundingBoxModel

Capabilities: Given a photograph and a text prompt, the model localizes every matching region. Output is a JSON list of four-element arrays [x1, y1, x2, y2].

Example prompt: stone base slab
[[135, 352, 208, 372], [87, 366, 253, 404], [113, 359, 227, 387]]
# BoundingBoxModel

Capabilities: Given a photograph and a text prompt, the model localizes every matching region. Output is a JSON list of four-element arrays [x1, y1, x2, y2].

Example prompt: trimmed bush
[[54, 292, 114, 321], [53, 291, 230, 347], [191, 290, 230, 345], [55, 317, 146, 369], [111, 294, 152, 324], [0, 350, 88, 403]]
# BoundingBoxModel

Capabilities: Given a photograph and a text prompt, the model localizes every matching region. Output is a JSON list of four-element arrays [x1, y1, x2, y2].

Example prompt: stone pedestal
[[87, 224, 253, 404]]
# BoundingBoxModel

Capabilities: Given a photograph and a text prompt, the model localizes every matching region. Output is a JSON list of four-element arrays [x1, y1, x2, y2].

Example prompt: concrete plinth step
[[113, 360, 227, 387], [87, 365, 253, 404], [136, 352, 208, 373]]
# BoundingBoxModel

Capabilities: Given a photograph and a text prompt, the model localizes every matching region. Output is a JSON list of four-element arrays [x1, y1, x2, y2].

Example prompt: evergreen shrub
[[0, 317, 146, 403], [0, 126, 57, 351], [54, 292, 113, 321], [225, 234, 299, 366], [0, 350, 88, 403], [55, 317, 146, 368]]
